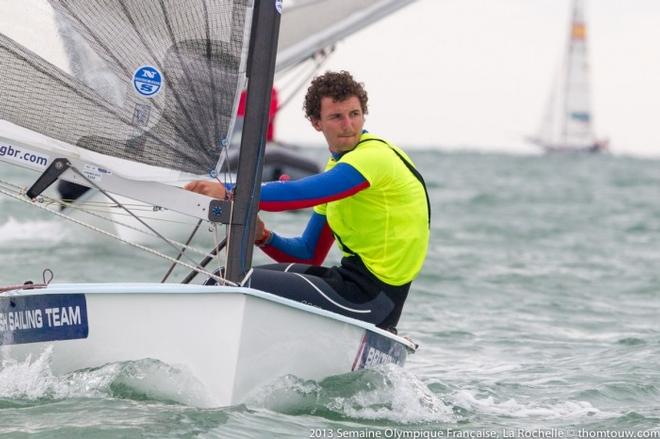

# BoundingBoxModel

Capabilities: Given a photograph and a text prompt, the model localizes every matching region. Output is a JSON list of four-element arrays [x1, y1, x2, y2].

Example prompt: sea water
[[1, 150, 660, 438]]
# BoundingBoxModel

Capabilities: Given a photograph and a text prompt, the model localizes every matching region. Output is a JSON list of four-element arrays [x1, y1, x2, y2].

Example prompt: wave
[[0, 216, 103, 247], [451, 389, 616, 420], [0, 217, 71, 245], [246, 364, 455, 425], [0, 346, 213, 407]]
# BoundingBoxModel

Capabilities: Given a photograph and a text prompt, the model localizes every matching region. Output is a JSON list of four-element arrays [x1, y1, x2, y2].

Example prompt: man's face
[[311, 96, 365, 154]]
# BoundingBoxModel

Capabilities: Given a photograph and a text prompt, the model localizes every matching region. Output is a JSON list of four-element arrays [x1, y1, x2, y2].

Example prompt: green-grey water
[[1, 150, 660, 437]]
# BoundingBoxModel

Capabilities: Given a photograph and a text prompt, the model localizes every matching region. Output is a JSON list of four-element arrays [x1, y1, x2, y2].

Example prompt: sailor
[[186, 71, 430, 331]]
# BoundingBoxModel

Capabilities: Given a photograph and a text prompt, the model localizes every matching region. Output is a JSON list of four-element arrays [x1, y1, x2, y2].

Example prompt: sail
[[276, 0, 415, 72], [562, 0, 594, 147], [533, 0, 596, 150], [0, 0, 252, 177]]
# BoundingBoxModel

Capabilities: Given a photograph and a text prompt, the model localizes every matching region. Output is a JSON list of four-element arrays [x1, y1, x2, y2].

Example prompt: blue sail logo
[[133, 66, 163, 97]]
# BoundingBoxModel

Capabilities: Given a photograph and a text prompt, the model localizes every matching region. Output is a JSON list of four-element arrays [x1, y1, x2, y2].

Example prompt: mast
[[561, 0, 579, 146], [225, 0, 282, 283]]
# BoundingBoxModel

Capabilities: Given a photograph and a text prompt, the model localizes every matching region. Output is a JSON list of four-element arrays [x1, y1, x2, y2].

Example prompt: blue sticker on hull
[[352, 331, 407, 371], [0, 294, 89, 345]]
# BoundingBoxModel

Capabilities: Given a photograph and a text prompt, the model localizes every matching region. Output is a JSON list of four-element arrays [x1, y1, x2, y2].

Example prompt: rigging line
[[0, 186, 234, 286], [161, 219, 202, 283], [56, 197, 209, 258], [217, 145, 235, 184], [8, 179, 209, 257], [276, 48, 334, 111], [276, 59, 316, 95], [1, 177, 207, 257], [59, 200, 143, 209], [0, 283, 47, 294], [59, 200, 206, 226], [223, 193, 236, 276], [0, 179, 23, 191], [96, 211, 205, 226], [180, 236, 227, 284], [239, 268, 253, 287], [68, 164, 205, 268], [0, 179, 209, 258], [212, 222, 223, 279], [68, 207, 192, 220]]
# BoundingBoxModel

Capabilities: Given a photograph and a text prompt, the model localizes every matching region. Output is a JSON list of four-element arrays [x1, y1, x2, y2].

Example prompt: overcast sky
[[277, 0, 660, 157], [2, 0, 658, 158]]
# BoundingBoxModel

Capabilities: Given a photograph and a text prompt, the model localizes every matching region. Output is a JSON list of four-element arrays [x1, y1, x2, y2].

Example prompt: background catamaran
[[528, 0, 608, 154], [0, 0, 417, 407]]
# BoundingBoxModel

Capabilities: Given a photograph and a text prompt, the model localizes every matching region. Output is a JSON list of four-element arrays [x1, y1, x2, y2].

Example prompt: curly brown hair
[[303, 70, 369, 120]]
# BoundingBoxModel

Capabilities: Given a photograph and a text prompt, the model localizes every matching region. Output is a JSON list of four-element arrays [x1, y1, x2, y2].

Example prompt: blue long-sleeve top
[[256, 162, 369, 265]]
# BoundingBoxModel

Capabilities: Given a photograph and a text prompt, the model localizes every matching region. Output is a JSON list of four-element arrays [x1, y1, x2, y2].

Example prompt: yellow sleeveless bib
[[314, 133, 429, 285]]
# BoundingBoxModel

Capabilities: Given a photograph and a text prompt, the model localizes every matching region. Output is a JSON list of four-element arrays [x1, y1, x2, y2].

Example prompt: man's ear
[[310, 118, 322, 132]]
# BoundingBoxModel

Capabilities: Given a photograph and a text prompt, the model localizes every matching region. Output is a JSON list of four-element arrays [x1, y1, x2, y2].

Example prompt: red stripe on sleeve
[[260, 223, 335, 265], [259, 181, 369, 212]]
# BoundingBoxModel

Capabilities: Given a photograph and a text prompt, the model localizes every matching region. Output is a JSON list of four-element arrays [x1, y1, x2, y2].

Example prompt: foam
[[0, 217, 69, 245], [452, 389, 615, 420], [331, 365, 455, 424], [0, 346, 58, 400], [247, 364, 455, 424], [0, 347, 213, 406]]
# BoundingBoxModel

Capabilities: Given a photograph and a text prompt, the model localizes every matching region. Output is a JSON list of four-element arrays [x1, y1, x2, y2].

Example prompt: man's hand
[[184, 180, 227, 199], [255, 215, 266, 241], [254, 215, 271, 246]]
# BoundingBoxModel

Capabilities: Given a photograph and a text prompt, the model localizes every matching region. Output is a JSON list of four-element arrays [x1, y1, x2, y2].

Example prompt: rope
[[67, 165, 205, 270], [0, 186, 237, 286], [0, 177, 209, 258]]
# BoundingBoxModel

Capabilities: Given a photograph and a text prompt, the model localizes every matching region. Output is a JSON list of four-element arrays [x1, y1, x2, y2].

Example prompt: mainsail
[[531, 0, 604, 152], [276, 0, 415, 73], [1, 1, 251, 177]]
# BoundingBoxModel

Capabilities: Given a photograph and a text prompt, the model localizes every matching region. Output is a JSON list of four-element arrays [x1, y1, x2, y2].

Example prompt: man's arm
[[184, 163, 368, 211], [185, 162, 368, 264], [258, 211, 335, 265], [259, 163, 369, 211]]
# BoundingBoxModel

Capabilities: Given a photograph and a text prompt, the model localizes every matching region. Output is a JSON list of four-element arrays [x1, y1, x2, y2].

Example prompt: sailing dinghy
[[528, 0, 607, 153], [0, 0, 417, 407]]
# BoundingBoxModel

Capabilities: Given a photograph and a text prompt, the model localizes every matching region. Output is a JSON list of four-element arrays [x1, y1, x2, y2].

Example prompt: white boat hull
[[0, 283, 415, 407]]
